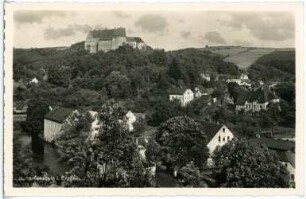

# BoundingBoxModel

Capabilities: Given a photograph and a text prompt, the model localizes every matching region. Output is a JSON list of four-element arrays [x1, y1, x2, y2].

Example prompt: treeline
[[248, 50, 295, 82]]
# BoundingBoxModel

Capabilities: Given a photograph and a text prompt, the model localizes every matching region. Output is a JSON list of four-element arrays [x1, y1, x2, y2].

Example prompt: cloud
[[112, 11, 130, 18], [181, 31, 191, 39], [14, 11, 67, 24], [135, 14, 168, 33], [203, 31, 226, 44], [220, 12, 294, 41], [44, 24, 92, 40]]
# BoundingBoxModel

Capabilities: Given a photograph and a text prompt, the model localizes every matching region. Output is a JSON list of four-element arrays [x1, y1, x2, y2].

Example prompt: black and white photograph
[[4, 2, 304, 197]]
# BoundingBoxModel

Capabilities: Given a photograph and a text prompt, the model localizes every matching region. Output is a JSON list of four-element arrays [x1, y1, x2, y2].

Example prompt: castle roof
[[87, 28, 126, 41], [45, 107, 75, 123], [197, 121, 224, 141]]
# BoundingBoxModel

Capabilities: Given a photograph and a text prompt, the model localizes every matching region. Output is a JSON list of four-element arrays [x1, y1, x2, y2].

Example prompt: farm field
[[207, 46, 295, 70], [224, 48, 275, 70]]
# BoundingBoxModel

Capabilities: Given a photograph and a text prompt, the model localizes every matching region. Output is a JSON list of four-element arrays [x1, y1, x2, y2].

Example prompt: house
[[84, 28, 146, 53], [240, 73, 249, 80], [235, 87, 279, 113], [125, 110, 146, 131], [249, 138, 295, 185], [169, 88, 194, 107], [194, 86, 205, 98], [87, 111, 102, 138], [194, 86, 214, 98], [44, 107, 78, 142], [29, 77, 39, 84], [226, 74, 251, 87], [198, 121, 234, 155]]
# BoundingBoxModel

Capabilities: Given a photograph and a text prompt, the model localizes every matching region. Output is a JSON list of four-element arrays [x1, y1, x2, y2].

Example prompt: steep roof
[[87, 28, 126, 41], [133, 112, 146, 120], [236, 89, 249, 105], [197, 121, 224, 141], [45, 107, 75, 123], [275, 150, 295, 167], [236, 87, 276, 105], [127, 37, 143, 43], [249, 138, 295, 151], [169, 87, 188, 95]]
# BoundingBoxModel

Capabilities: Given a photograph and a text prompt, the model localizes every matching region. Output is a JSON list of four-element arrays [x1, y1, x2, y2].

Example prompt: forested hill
[[247, 50, 295, 82], [13, 44, 240, 85]]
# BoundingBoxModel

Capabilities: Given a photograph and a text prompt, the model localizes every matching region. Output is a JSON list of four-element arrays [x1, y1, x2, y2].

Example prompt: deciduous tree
[[213, 139, 290, 188]]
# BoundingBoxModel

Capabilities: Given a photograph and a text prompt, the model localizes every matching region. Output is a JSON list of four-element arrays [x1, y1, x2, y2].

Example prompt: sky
[[13, 10, 295, 50]]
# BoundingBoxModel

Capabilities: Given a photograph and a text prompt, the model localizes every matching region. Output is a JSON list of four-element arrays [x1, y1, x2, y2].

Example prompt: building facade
[[125, 110, 146, 131], [198, 121, 235, 154], [84, 28, 146, 53], [169, 88, 194, 107], [235, 87, 279, 113], [44, 107, 76, 142]]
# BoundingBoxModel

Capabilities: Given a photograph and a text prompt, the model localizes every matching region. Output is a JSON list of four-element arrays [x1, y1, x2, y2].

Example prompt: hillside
[[206, 46, 294, 70], [248, 50, 295, 82]]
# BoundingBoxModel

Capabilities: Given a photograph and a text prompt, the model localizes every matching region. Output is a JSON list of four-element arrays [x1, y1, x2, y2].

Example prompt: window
[[223, 128, 225, 133], [227, 136, 230, 141], [223, 137, 225, 142], [218, 136, 221, 142]]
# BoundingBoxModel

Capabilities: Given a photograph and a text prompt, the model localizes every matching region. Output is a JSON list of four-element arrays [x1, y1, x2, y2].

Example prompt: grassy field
[[206, 46, 293, 70], [224, 48, 275, 70], [207, 46, 249, 58]]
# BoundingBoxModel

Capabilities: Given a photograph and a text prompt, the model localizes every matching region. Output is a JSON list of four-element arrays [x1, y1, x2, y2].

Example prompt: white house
[[87, 110, 102, 138], [169, 88, 194, 107], [227, 74, 251, 87], [198, 121, 234, 155], [44, 107, 77, 142], [125, 110, 146, 131], [240, 73, 249, 80], [29, 77, 39, 84]]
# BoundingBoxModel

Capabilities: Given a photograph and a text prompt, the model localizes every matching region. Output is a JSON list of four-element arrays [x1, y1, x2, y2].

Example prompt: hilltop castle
[[84, 27, 146, 53]]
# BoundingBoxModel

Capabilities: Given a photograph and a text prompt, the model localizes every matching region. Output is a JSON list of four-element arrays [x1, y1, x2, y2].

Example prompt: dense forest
[[13, 43, 240, 112]]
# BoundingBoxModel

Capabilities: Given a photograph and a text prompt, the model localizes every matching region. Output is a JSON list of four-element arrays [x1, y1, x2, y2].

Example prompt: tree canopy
[[213, 139, 290, 188], [156, 116, 209, 170]]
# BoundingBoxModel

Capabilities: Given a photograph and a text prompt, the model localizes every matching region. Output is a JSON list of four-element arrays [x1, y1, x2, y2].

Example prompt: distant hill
[[248, 50, 295, 82], [206, 46, 294, 70]]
